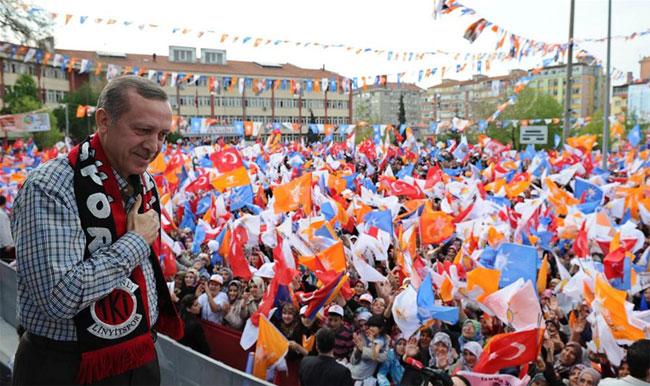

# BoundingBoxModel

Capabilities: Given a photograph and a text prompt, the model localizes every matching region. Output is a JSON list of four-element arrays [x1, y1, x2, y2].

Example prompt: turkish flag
[[185, 173, 211, 194], [573, 221, 589, 258], [226, 226, 252, 280], [388, 180, 424, 199], [473, 328, 542, 374], [211, 147, 244, 174]]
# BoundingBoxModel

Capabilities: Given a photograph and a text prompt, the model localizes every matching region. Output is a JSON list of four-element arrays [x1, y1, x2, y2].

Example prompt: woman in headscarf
[[429, 332, 458, 373], [458, 319, 483, 351], [178, 268, 200, 300], [577, 367, 601, 386], [223, 280, 246, 330], [242, 276, 265, 317], [450, 341, 483, 374], [272, 303, 303, 361]]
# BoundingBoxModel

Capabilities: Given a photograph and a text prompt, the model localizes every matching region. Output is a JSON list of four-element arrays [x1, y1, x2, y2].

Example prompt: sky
[[29, 0, 650, 88]]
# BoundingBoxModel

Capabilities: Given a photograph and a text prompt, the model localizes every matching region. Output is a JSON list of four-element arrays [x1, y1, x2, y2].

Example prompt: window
[[201, 49, 226, 65], [169, 46, 195, 63]]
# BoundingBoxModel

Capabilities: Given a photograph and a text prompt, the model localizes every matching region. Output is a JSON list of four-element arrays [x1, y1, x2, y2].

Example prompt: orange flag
[[594, 274, 644, 341], [273, 173, 312, 215], [567, 134, 597, 153], [537, 256, 550, 295], [76, 105, 87, 118], [317, 241, 347, 273], [253, 315, 289, 379], [419, 202, 454, 245], [211, 166, 250, 192], [148, 153, 167, 174], [467, 267, 500, 303]]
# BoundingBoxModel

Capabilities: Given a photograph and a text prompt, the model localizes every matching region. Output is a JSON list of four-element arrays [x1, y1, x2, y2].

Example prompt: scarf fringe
[[76, 333, 155, 385]]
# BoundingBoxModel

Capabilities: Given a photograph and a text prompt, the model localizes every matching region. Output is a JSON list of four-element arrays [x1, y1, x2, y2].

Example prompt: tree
[[52, 82, 102, 143], [3, 74, 61, 148], [398, 94, 406, 125], [494, 88, 563, 149], [0, 0, 52, 44], [354, 97, 372, 123]]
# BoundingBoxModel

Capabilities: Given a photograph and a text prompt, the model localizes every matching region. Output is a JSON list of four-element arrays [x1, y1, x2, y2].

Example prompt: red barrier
[[200, 320, 301, 386], [201, 320, 252, 371]]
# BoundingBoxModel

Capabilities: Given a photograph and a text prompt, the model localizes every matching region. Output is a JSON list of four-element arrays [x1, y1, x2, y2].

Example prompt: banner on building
[[0, 112, 51, 133]]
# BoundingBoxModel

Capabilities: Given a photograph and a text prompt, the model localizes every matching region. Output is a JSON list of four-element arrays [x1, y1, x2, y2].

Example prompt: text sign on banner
[[0, 113, 51, 132], [520, 125, 548, 145]]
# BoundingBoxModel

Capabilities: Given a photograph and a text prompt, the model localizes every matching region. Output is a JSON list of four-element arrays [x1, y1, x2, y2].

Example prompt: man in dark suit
[[299, 327, 354, 386]]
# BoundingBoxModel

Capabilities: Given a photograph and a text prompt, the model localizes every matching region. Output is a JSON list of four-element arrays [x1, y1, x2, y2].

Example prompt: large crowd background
[[3, 125, 650, 386]]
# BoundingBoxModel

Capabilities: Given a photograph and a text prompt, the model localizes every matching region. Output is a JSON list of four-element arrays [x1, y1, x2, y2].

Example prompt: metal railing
[[0, 261, 271, 386]]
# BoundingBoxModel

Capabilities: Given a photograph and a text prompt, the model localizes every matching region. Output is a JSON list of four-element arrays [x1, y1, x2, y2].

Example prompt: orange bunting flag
[[273, 173, 312, 215], [419, 202, 455, 245], [253, 315, 289, 379]]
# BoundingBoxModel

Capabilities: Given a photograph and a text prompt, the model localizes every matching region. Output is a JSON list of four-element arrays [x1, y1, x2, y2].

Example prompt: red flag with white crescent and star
[[473, 328, 542, 374]]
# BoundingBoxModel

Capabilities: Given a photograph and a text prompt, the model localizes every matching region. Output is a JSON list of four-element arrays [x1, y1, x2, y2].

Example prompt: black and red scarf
[[68, 135, 183, 384]]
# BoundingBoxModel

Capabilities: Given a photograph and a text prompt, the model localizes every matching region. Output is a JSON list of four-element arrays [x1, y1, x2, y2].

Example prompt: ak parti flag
[[419, 202, 455, 245], [317, 241, 347, 273], [212, 166, 250, 192], [467, 266, 500, 303], [473, 328, 541, 374], [252, 315, 289, 379], [594, 274, 644, 341], [273, 173, 312, 215]]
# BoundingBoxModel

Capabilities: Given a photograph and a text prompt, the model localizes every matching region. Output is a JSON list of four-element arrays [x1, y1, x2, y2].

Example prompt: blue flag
[[628, 124, 642, 147], [417, 273, 459, 324], [554, 134, 561, 149], [495, 243, 538, 288], [364, 210, 393, 235], [230, 184, 253, 211]]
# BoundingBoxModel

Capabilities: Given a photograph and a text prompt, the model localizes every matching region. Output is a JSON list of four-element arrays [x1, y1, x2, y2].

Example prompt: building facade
[[525, 62, 605, 118], [627, 82, 650, 123], [425, 70, 527, 121], [352, 83, 426, 127], [0, 43, 353, 139]]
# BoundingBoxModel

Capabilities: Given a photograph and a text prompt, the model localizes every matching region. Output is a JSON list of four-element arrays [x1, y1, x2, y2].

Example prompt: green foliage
[[2, 74, 62, 147], [53, 82, 101, 142], [492, 88, 563, 149], [3, 74, 39, 113], [355, 125, 373, 144], [166, 131, 183, 144]]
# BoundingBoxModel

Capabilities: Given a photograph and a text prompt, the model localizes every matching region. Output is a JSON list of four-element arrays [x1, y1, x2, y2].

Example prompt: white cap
[[254, 262, 275, 279], [328, 304, 344, 317], [209, 274, 224, 284], [359, 293, 373, 303]]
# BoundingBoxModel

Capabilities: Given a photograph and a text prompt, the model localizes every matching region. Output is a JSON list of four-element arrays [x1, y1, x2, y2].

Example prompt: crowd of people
[[3, 76, 650, 386]]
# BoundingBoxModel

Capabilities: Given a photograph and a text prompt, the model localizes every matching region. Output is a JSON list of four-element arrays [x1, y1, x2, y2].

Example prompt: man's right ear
[[95, 108, 109, 134]]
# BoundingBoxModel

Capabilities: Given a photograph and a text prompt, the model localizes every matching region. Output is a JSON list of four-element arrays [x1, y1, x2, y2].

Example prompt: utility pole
[[602, 0, 612, 169], [562, 0, 576, 144]]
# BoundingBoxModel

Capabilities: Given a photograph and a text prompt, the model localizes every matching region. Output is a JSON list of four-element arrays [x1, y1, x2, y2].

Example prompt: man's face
[[208, 281, 221, 294], [328, 314, 343, 330], [97, 89, 171, 177]]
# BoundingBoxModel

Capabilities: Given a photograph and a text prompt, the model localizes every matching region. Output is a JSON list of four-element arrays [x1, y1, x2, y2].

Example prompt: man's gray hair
[[97, 75, 168, 123]]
